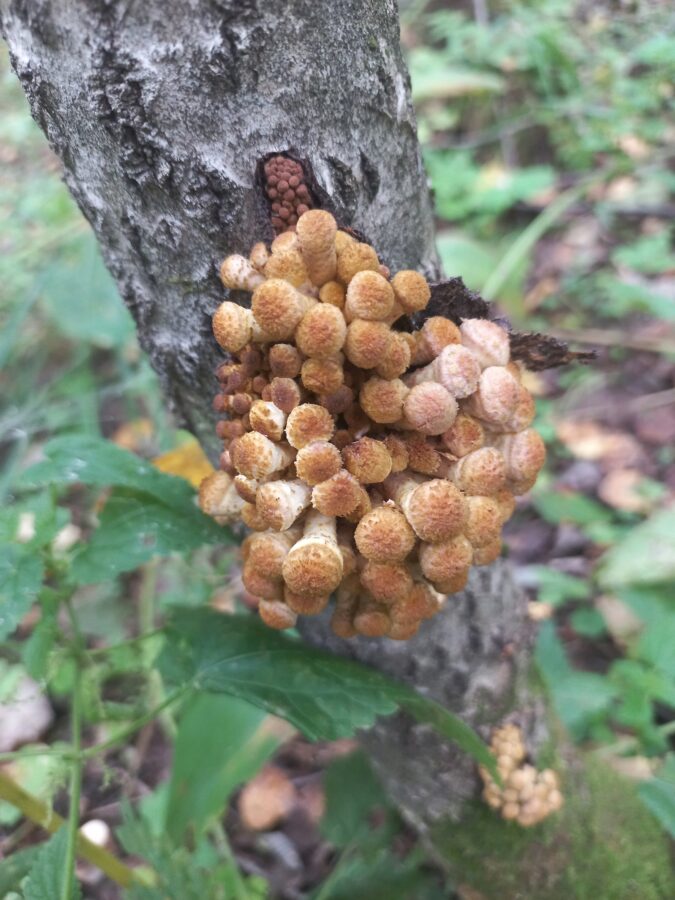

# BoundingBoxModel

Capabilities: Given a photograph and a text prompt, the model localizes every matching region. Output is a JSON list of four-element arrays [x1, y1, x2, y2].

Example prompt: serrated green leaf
[[598, 507, 675, 589], [638, 755, 675, 838], [23, 828, 81, 900], [0, 846, 40, 895], [0, 546, 44, 641], [166, 694, 285, 842], [159, 609, 495, 773], [19, 435, 201, 511], [70, 489, 229, 584]]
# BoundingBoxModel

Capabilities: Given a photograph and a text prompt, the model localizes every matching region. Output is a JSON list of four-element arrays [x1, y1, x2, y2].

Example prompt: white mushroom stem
[[210, 481, 245, 523], [256, 479, 312, 531], [383, 472, 424, 521], [281, 510, 343, 597], [403, 344, 481, 398]]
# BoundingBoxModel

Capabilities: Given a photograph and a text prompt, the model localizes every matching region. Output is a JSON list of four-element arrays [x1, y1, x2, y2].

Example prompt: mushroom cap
[[312, 470, 362, 517], [282, 542, 343, 597], [268, 343, 303, 379], [418, 535, 473, 584], [406, 478, 467, 543], [258, 599, 297, 630], [354, 506, 416, 562], [442, 413, 485, 457], [336, 242, 379, 284], [375, 332, 412, 379], [285, 403, 335, 449], [342, 437, 393, 484], [344, 319, 392, 369], [460, 319, 510, 369], [295, 304, 347, 359], [403, 382, 458, 435], [391, 270, 431, 313], [360, 560, 413, 604], [301, 357, 344, 394], [345, 270, 395, 321], [252, 279, 307, 339], [434, 345, 482, 398], [454, 447, 507, 495], [295, 441, 342, 485], [464, 495, 503, 547], [212, 302, 251, 353], [359, 377, 409, 424]]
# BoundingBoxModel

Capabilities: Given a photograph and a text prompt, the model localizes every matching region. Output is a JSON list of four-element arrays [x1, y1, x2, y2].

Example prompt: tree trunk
[[3, 3, 669, 895]]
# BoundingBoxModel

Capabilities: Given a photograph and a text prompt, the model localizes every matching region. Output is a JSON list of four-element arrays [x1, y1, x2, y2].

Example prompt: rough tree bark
[[2, 3, 670, 896]]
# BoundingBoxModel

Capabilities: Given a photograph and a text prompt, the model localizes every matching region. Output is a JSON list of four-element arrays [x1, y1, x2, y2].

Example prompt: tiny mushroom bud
[[391, 270, 431, 314], [318, 384, 354, 417], [404, 344, 481, 399], [220, 254, 266, 292], [344, 319, 392, 369], [375, 332, 412, 379], [411, 316, 461, 365], [360, 560, 414, 604], [256, 479, 312, 531], [401, 382, 458, 435], [301, 357, 344, 394], [282, 510, 343, 597], [295, 441, 342, 485], [343, 437, 393, 484], [384, 474, 467, 543], [441, 412, 485, 457], [319, 280, 346, 308], [198, 472, 244, 523], [252, 279, 315, 340], [249, 400, 287, 441], [359, 377, 409, 424], [295, 304, 347, 359], [232, 432, 295, 479], [354, 596, 391, 637], [213, 302, 269, 353], [445, 447, 507, 495], [464, 366, 520, 426], [263, 248, 310, 287], [464, 495, 503, 548], [418, 534, 473, 586], [336, 241, 380, 284], [269, 344, 303, 379], [285, 403, 335, 449], [296, 209, 338, 285], [258, 599, 297, 630], [344, 270, 395, 321], [354, 506, 416, 562], [459, 319, 510, 369], [312, 470, 362, 517]]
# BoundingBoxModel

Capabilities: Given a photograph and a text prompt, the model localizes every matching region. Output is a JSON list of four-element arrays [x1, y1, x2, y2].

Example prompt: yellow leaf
[[153, 438, 214, 489]]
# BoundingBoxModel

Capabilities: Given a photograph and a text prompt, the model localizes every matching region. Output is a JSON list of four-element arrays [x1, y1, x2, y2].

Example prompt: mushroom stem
[[281, 510, 343, 597], [256, 479, 312, 531]]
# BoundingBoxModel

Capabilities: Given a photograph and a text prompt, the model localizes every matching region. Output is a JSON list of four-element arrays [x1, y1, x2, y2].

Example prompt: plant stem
[[61, 650, 84, 900], [481, 170, 615, 311], [210, 821, 250, 900], [80, 688, 187, 761], [0, 770, 137, 887], [139, 561, 177, 741]]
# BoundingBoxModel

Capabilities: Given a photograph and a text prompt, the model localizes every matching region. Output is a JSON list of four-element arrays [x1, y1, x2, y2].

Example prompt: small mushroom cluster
[[263, 155, 313, 235], [200, 209, 546, 639], [479, 724, 563, 827]]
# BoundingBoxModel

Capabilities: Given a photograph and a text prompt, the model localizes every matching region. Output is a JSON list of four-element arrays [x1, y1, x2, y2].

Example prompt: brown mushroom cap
[[342, 437, 393, 484], [354, 506, 416, 562], [285, 403, 335, 449]]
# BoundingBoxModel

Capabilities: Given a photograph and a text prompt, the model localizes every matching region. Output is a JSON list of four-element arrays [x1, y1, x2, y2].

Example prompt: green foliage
[[638, 755, 675, 839], [160, 608, 496, 772], [598, 507, 675, 588], [165, 694, 284, 842], [320, 751, 389, 847], [23, 828, 82, 900]]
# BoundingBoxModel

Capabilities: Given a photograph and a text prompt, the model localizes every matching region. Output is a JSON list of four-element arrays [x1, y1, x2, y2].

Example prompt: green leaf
[[0, 545, 44, 641], [535, 622, 618, 740], [528, 565, 591, 606], [0, 845, 40, 895], [70, 488, 229, 584], [22, 592, 60, 680], [598, 507, 675, 589], [38, 232, 135, 349], [408, 49, 505, 101], [570, 608, 606, 638], [23, 828, 81, 900], [532, 490, 611, 527], [166, 693, 285, 842], [20, 435, 202, 510], [160, 608, 495, 773], [321, 750, 389, 847], [638, 755, 675, 838]]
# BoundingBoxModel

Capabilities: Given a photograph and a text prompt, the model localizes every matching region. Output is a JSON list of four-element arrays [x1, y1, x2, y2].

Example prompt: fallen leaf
[[111, 418, 154, 452], [598, 469, 655, 513], [555, 420, 643, 467], [153, 438, 215, 489], [595, 594, 642, 647], [528, 601, 554, 621]]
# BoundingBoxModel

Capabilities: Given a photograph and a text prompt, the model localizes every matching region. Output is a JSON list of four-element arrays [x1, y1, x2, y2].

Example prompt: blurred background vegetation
[[1, 0, 674, 895]]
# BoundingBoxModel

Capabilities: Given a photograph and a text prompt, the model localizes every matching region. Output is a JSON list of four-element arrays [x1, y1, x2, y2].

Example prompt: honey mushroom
[[203, 207, 547, 638]]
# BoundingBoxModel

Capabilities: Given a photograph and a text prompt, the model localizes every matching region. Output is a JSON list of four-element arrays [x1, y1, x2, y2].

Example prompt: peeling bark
[[1, 0, 548, 827]]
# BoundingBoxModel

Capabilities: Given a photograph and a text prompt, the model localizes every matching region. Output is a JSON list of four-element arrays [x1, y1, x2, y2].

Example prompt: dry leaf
[[555, 420, 642, 468], [238, 765, 296, 831], [598, 469, 654, 514], [595, 594, 642, 647], [153, 438, 215, 489], [111, 418, 154, 452], [528, 601, 554, 622]]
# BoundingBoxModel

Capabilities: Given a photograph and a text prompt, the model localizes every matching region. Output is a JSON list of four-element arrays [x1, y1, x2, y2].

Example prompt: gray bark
[[1, 0, 544, 826]]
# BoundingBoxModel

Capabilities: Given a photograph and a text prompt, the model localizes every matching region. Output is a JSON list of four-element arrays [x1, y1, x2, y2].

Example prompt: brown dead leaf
[[111, 418, 154, 453], [555, 420, 643, 468], [598, 469, 655, 514], [595, 594, 642, 648], [153, 438, 215, 489], [238, 765, 296, 831]]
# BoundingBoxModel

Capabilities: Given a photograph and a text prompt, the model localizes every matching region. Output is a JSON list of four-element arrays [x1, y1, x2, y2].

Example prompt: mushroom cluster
[[479, 724, 563, 827], [200, 209, 546, 639]]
